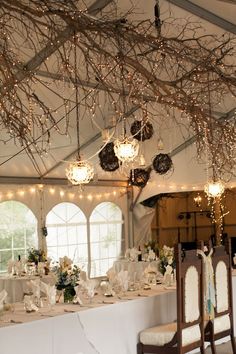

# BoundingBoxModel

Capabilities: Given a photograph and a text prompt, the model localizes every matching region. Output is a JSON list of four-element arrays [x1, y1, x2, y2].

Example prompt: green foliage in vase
[[27, 248, 46, 264]]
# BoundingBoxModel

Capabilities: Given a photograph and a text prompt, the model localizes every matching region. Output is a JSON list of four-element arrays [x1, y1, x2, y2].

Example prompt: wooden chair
[[137, 243, 205, 354], [204, 239, 236, 354]]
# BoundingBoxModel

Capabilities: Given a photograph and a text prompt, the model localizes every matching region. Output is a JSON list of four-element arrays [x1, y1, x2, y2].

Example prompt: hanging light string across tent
[[203, 81, 228, 238]]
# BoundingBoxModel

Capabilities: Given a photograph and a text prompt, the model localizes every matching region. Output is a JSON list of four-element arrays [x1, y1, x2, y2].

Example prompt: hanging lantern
[[130, 120, 154, 141], [129, 168, 150, 188], [114, 136, 139, 163], [204, 180, 225, 198], [153, 153, 173, 175], [99, 142, 119, 172], [65, 36, 94, 186], [66, 159, 94, 185]]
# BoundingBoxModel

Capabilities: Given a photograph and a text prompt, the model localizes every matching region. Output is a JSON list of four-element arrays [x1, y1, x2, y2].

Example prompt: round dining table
[[0, 274, 55, 303]]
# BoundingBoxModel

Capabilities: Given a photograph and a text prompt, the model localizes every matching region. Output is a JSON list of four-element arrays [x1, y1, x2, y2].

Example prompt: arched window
[[90, 202, 123, 277], [0, 201, 37, 273], [46, 202, 88, 271]]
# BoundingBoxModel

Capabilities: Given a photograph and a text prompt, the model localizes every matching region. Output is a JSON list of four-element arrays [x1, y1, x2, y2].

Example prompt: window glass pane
[[46, 203, 88, 271], [46, 227, 57, 246], [0, 201, 38, 273], [0, 250, 12, 273], [13, 230, 25, 248], [0, 230, 11, 249], [90, 202, 123, 277]]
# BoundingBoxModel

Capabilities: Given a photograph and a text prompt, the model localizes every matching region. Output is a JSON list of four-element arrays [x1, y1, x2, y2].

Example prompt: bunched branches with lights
[[0, 0, 235, 178]]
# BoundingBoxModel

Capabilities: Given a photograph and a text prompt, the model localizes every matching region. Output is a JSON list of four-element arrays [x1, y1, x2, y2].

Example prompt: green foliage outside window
[[0, 201, 37, 272]]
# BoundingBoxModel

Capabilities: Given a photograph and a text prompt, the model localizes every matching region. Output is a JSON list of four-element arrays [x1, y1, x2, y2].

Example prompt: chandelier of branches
[[0, 0, 235, 178]]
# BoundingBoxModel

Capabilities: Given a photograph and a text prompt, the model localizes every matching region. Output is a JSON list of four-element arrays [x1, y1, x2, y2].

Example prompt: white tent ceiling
[[0, 0, 235, 197]]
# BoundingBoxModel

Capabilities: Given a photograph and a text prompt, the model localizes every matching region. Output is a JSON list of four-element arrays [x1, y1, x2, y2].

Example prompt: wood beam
[[36, 69, 157, 102], [0, 176, 128, 187], [167, 0, 236, 34], [0, 0, 113, 95]]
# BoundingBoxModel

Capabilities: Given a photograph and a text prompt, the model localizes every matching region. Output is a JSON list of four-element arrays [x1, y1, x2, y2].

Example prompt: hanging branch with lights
[[0, 0, 235, 178]]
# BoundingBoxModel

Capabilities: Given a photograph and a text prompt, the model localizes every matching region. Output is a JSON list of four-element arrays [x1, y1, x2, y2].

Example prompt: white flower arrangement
[[159, 245, 175, 275]]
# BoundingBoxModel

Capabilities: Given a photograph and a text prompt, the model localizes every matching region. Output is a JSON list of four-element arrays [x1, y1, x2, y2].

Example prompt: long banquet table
[[1, 272, 236, 354], [0, 285, 176, 354]]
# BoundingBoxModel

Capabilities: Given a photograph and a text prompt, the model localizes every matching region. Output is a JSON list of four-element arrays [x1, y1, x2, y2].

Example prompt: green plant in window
[[102, 231, 117, 248]]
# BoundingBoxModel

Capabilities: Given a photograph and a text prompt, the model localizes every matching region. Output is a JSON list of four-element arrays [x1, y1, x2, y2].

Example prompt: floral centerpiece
[[54, 256, 80, 303], [27, 248, 46, 264], [159, 245, 175, 275]]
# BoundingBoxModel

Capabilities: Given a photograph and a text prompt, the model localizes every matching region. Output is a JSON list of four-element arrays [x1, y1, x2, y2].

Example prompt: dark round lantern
[[99, 142, 119, 172], [152, 153, 173, 175], [129, 168, 150, 188], [130, 120, 154, 141]]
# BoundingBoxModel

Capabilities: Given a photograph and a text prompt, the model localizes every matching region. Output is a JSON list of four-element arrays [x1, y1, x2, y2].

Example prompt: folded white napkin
[[106, 267, 117, 279], [80, 279, 97, 299], [7, 260, 15, 275], [80, 270, 87, 282], [117, 270, 129, 292], [74, 285, 83, 305], [125, 247, 141, 262], [144, 264, 157, 275], [163, 265, 173, 285], [30, 279, 41, 298], [165, 264, 173, 275], [24, 294, 39, 313], [147, 249, 156, 262], [0, 290, 8, 311], [40, 281, 56, 306]]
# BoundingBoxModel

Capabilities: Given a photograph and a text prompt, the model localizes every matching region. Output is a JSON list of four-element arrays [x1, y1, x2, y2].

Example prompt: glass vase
[[63, 286, 75, 303]]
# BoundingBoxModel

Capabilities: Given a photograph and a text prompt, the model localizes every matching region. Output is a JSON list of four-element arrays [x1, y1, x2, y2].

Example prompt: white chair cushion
[[182, 324, 201, 346], [185, 266, 200, 322], [140, 323, 201, 347], [214, 314, 230, 334], [215, 261, 229, 312]]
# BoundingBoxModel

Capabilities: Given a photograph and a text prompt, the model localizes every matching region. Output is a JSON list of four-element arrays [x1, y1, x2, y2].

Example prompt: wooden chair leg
[[209, 339, 216, 354], [137, 342, 143, 354], [200, 345, 205, 354], [230, 334, 236, 354]]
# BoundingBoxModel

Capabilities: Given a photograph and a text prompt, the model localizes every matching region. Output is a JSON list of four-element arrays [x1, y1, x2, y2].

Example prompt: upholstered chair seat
[[140, 322, 201, 347]]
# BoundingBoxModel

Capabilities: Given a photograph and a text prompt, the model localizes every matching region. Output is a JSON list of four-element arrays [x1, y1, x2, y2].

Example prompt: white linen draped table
[[113, 260, 160, 280], [0, 274, 55, 303], [0, 285, 176, 354]]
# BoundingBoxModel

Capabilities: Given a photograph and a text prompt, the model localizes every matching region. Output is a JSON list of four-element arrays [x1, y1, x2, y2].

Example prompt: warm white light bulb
[[66, 159, 94, 185], [204, 181, 225, 198], [114, 137, 139, 163]]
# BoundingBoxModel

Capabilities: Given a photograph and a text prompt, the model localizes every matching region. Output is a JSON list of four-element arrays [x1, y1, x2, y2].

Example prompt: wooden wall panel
[[151, 190, 236, 247]]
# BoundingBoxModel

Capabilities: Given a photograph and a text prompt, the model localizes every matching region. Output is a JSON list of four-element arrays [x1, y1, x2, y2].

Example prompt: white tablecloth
[[0, 286, 176, 354], [0, 274, 55, 303], [113, 260, 159, 280]]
